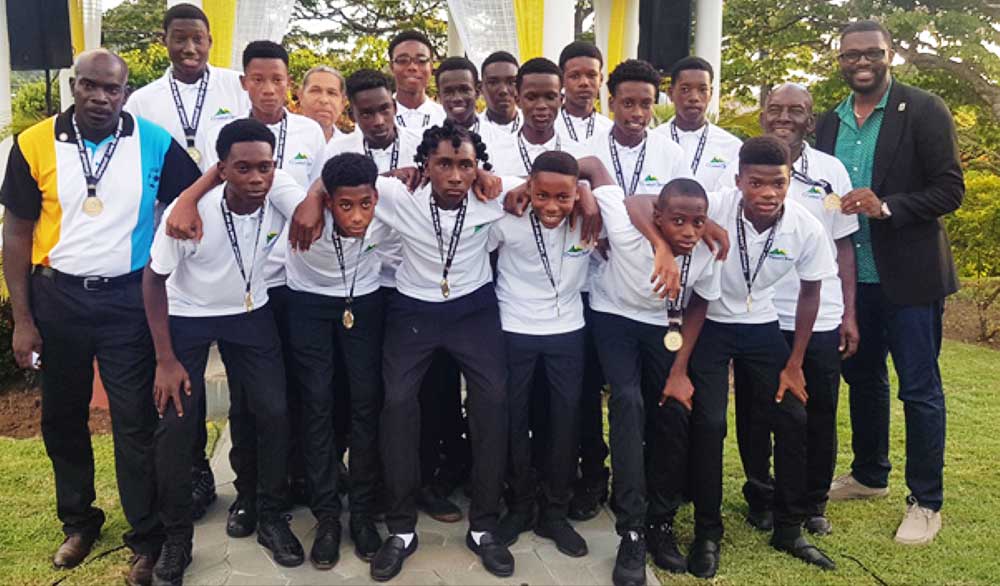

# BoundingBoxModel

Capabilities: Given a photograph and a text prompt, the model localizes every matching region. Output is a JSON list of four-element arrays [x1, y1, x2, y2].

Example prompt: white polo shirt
[[489, 212, 592, 335], [285, 211, 391, 299], [719, 144, 857, 332], [583, 130, 692, 196], [125, 65, 249, 155], [589, 184, 720, 326], [395, 97, 446, 131], [479, 109, 522, 136], [653, 118, 742, 191], [705, 187, 838, 325], [323, 127, 420, 289], [373, 176, 521, 302], [149, 178, 306, 317], [490, 129, 586, 178], [555, 109, 614, 144]]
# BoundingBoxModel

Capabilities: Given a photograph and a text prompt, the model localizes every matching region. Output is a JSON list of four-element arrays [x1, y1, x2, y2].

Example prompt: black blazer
[[815, 81, 964, 305]]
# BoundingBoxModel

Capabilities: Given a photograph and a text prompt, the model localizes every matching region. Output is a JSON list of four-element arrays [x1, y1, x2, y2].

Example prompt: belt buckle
[[82, 276, 103, 291]]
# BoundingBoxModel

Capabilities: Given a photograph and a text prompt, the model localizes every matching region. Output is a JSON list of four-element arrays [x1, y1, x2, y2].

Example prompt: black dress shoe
[[612, 531, 646, 586], [496, 509, 535, 546], [416, 485, 463, 523], [152, 539, 191, 586], [371, 535, 418, 582], [568, 471, 609, 522], [746, 509, 774, 531], [535, 519, 588, 557], [226, 496, 257, 538], [350, 515, 382, 561], [647, 522, 686, 573], [126, 552, 157, 586], [804, 515, 833, 536], [466, 532, 514, 577], [770, 535, 836, 570], [687, 538, 720, 579], [52, 533, 98, 569], [310, 517, 342, 570], [257, 517, 305, 567], [191, 467, 217, 521]]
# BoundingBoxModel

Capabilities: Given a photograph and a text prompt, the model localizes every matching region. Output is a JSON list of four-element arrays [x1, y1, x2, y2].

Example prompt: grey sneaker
[[894, 499, 941, 545], [828, 473, 889, 501]]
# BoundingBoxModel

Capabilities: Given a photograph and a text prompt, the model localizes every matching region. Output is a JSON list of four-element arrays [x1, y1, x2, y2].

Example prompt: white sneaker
[[828, 473, 889, 501], [895, 500, 941, 545]]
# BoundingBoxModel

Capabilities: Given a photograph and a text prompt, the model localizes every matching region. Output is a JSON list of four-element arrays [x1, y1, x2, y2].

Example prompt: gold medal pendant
[[664, 329, 684, 352], [342, 307, 355, 330], [823, 192, 842, 212], [186, 146, 202, 164], [441, 279, 451, 299], [244, 291, 254, 312], [82, 197, 104, 217]]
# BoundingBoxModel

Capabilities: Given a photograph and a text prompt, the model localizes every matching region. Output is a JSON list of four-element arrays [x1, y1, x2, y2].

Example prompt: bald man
[[1, 49, 200, 585]]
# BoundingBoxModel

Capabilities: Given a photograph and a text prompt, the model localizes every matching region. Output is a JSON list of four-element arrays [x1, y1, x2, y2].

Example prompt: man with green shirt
[[815, 20, 964, 546]]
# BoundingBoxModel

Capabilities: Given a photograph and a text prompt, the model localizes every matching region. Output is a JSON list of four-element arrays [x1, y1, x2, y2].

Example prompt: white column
[[0, 0, 12, 133], [622, 0, 640, 60], [447, 8, 464, 57], [694, 0, 723, 118], [542, 0, 575, 62]]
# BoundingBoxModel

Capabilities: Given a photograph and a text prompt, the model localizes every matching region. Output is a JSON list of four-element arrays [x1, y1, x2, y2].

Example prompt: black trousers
[[735, 328, 841, 517], [32, 272, 163, 554], [505, 329, 584, 522], [591, 310, 684, 533], [578, 293, 609, 482], [380, 284, 508, 534], [286, 289, 384, 519], [157, 306, 289, 541], [688, 320, 808, 541]]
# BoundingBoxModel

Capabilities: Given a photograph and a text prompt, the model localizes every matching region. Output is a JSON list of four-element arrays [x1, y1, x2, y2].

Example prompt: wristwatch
[[879, 200, 892, 219]]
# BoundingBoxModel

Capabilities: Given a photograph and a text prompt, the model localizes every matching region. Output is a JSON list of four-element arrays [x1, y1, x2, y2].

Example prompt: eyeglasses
[[837, 49, 887, 64], [392, 55, 431, 66]]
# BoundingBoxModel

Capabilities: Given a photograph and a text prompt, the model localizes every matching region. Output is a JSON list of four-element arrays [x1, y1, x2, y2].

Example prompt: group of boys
[[1, 3, 957, 586]]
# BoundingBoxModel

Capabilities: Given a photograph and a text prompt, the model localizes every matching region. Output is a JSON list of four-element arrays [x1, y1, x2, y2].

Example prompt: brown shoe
[[126, 553, 158, 586], [52, 533, 97, 568]]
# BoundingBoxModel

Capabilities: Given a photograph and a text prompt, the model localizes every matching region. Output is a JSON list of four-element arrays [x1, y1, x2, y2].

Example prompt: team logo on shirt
[[804, 186, 825, 198], [365, 243, 378, 252], [266, 232, 279, 244], [642, 174, 662, 186], [290, 152, 311, 165], [768, 248, 794, 261], [212, 107, 236, 120], [707, 156, 728, 168], [565, 244, 589, 257], [474, 223, 488, 233]]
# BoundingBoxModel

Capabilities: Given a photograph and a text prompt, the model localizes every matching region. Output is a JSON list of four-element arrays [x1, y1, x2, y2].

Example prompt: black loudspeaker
[[6, 0, 74, 71], [637, 0, 693, 74]]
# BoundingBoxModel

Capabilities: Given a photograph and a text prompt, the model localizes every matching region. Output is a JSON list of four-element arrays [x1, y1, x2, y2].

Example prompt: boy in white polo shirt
[[388, 30, 446, 131], [556, 42, 614, 143], [143, 119, 307, 583]]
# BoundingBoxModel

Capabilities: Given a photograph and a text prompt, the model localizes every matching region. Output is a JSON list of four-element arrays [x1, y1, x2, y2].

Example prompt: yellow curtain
[[203, 0, 239, 68], [513, 0, 545, 62], [605, 0, 627, 77], [68, 0, 85, 56]]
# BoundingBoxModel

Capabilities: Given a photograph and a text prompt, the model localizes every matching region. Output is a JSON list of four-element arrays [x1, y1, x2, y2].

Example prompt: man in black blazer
[[814, 20, 963, 546]]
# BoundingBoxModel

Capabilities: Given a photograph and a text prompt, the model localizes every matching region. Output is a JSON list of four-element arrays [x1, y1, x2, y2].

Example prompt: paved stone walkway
[[186, 426, 659, 585]]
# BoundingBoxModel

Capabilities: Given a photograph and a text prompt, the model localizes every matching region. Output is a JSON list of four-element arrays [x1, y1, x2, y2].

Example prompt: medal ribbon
[[396, 112, 430, 128], [71, 115, 123, 199], [221, 198, 265, 306], [167, 68, 210, 148], [365, 135, 400, 171], [429, 195, 468, 291], [735, 199, 783, 308], [331, 224, 365, 307], [529, 211, 567, 312], [561, 108, 596, 141], [666, 253, 692, 317], [670, 121, 709, 175], [790, 150, 834, 194], [517, 130, 561, 175], [608, 131, 648, 197]]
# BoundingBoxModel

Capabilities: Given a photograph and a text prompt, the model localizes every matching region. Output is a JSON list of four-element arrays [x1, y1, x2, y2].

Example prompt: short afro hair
[[344, 68, 395, 102], [415, 119, 492, 172], [531, 150, 579, 178], [669, 56, 714, 85], [216, 118, 275, 161], [242, 40, 288, 69], [608, 59, 660, 96], [388, 30, 435, 59], [322, 152, 379, 197], [840, 19, 892, 46], [435, 56, 479, 85], [481, 50, 519, 76], [656, 178, 708, 209], [163, 3, 209, 32], [738, 136, 791, 169], [516, 57, 562, 92], [558, 41, 603, 69]]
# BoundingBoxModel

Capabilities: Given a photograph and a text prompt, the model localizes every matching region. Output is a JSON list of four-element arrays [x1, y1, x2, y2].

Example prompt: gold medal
[[823, 192, 842, 212], [244, 291, 254, 312], [664, 329, 684, 352], [441, 279, 451, 299], [82, 197, 104, 217], [186, 146, 202, 164], [342, 307, 355, 330]]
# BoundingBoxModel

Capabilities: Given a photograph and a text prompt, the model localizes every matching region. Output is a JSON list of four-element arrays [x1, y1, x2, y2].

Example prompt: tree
[[288, 0, 447, 52], [102, 0, 166, 53]]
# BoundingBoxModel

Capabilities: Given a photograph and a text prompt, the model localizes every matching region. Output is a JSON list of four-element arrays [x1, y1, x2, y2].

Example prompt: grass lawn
[[1, 342, 998, 585]]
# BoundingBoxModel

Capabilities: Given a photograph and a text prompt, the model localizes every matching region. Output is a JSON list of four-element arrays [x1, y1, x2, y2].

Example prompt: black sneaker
[[647, 521, 685, 573], [804, 515, 833, 536], [226, 496, 257, 538], [151, 539, 191, 586], [350, 515, 382, 561], [191, 467, 217, 521], [371, 534, 418, 582], [310, 517, 341, 570], [257, 516, 305, 567], [568, 471, 609, 521], [465, 531, 514, 578], [535, 518, 588, 557], [612, 530, 647, 586], [687, 538, 720, 579], [415, 485, 463, 523], [495, 509, 535, 546], [746, 508, 774, 531]]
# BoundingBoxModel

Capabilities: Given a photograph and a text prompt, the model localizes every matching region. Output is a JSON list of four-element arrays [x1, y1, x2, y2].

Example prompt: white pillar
[[0, 0, 12, 133], [694, 0, 723, 118], [447, 9, 464, 57], [622, 0, 640, 60], [542, 0, 575, 62]]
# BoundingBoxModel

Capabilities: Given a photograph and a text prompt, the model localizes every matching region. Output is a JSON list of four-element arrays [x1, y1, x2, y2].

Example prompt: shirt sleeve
[[307, 127, 327, 186], [829, 159, 858, 240], [157, 138, 202, 204], [487, 221, 505, 252], [592, 184, 630, 234], [373, 176, 409, 228], [267, 169, 308, 219], [148, 201, 192, 275], [793, 213, 838, 282], [0, 140, 43, 221], [691, 255, 722, 303]]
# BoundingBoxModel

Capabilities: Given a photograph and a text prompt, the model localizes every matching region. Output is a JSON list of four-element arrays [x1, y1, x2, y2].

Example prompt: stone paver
[[186, 426, 660, 586]]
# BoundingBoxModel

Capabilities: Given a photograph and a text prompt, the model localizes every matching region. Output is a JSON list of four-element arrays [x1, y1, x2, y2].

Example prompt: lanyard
[[735, 199, 783, 311], [471, 118, 480, 135], [396, 112, 430, 128], [670, 121, 709, 175], [167, 68, 210, 147], [331, 227, 365, 306], [429, 195, 468, 297], [251, 111, 288, 168], [608, 131, 647, 197], [529, 211, 568, 316], [561, 108, 595, 142], [791, 150, 834, 194], [510, 112, 521, 133], [517, 130, 561, 175], [71, 115, 123, 199], [364, 135, 400, 171], [666, 253, 692, 317], [221, 198, 265, 311]]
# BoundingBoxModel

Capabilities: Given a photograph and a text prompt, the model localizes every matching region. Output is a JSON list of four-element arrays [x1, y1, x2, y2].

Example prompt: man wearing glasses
[[388, 30, 446, 131], [815, 20, 963, 546]]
